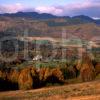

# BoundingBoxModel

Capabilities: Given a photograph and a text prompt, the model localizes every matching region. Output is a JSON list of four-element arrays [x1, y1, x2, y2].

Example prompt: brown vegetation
[[39, 68, 51, 82], [77, 53, 96, 82], [0, 56, 100, 91], [0, 68, 19, 91], [50, 68, 64, 83], [80, 63, 95, 82], [18, 68, 33, 90], [7, 69, 19, 83], [39, 68, 64, 85], [0, 70, 6, 80], [95, 62, 100, 75]]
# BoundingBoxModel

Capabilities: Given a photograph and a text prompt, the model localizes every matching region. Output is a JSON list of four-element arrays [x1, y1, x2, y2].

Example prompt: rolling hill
[[0, 12, 100, 41]]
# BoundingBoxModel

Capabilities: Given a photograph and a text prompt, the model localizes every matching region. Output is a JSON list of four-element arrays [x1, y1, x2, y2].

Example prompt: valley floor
[[0, 80, 100, 100]]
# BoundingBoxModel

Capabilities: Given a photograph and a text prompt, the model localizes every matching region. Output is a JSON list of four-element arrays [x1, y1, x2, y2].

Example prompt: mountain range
[[0, 12, 100, 25], [0, 12, 100, 41]]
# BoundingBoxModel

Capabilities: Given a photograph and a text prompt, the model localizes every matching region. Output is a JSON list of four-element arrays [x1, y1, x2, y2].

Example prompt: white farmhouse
[[33, 55, 42, 61]]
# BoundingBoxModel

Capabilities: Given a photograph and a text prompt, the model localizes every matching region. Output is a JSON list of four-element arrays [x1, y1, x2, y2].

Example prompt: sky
[[0, 0, 100, 18]]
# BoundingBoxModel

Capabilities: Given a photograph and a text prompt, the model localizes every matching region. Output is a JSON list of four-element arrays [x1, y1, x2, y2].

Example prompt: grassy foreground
[[0, 80, 100, 100]]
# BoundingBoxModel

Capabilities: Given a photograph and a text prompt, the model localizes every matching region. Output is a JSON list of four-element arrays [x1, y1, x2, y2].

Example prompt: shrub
[[67, 66, 77, 79], [47, 68, 64, 83], [18, 68, 33, 90], [39, 67, 64, 86], [60, 66, 78, 80], [30, 67, 40, 88], [6, 69, 20, 90], [7, 69, 19, 83], [0, 70, 3, 79], [39, 68, 46, 81], [39, 68, 51, 86], [76, 53, 96, 82], [0, 69, 19, 91], [95, 63, 100, 75], [0, 70, 7, 80], [80, 63, 96, 82]]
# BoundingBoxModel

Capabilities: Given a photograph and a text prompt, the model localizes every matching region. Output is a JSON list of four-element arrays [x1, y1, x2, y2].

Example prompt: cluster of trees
[[0, 67, 64, 91], [0, 54, 100, 91]]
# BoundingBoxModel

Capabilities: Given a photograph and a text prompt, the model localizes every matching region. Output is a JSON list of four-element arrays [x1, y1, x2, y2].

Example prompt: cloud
[[0, 3, 24, 13], [34, 1, 100, 18], [35, 6, 63, 15], [61, 2, 100, 17], [0, 1, 100, 18], [24, 0, 99, 18]]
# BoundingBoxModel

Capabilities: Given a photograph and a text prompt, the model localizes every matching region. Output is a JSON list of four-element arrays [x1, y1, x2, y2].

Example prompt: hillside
[[0, 18, 100, 40], [0, 12, 100, 41]]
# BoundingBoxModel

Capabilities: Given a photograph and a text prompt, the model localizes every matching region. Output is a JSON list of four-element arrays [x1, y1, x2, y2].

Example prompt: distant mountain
[[72, 15, 94, 23], [0, 12, 58, 19], [72, 15, 100, 25], [0, 12, 100, 25]]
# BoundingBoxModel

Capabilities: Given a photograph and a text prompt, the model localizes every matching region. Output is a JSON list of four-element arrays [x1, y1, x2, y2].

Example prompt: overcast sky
[[0, 0, 100, 18]]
